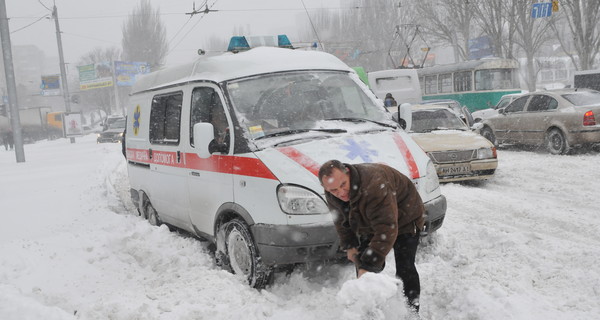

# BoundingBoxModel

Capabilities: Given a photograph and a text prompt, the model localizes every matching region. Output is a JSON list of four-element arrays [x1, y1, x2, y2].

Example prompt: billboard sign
[[468, 36, 494, 60], [77, 63, 114, 91], [114, 61, 151, 86], [63, 112, 84, 137], [41, 74, 61, 96]]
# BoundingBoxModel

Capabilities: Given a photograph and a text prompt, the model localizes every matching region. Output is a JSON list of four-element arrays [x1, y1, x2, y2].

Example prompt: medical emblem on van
[[341, 138, 378, 162], [133, 105, 141, 135]]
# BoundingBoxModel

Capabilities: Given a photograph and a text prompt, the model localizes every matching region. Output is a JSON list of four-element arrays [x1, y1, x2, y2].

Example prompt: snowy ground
[[0, 135, 599, 320]]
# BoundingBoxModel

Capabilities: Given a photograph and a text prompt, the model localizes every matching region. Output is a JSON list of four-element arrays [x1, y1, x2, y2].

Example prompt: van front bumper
[[422, 194, 447, 235], [251, 223, 343, 266]]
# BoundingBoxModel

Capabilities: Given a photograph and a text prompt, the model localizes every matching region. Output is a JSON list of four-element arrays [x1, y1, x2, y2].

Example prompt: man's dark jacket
[[325, 163, 425, 272]]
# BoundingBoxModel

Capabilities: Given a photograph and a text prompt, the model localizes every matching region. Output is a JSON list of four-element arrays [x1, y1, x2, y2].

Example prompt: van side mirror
[[398, 103, 412, 131], [193, 123, 215, 159]]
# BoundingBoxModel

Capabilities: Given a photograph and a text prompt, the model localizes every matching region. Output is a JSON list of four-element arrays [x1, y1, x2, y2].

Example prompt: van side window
[[149, 92, 182, 145], [190, 87, 229, 147]]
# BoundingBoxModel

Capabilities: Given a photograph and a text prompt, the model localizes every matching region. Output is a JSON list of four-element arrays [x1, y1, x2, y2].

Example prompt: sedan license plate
[[438, 164, 471, 176]]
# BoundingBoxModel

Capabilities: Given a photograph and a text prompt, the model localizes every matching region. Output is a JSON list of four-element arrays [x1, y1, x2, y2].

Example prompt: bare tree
[[121, 0, 168, 68], [550, 0, 600, 71], [509, 0, 555, 91], [301, 0, 418, 71], [415, 0, 475, 62], [472, 0, 517, 59]]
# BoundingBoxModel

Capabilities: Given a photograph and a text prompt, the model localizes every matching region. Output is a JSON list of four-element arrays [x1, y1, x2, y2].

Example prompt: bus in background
[[574, 69, 600, 91], [367, 68, 422, 108], [417, 58, 521, 112]]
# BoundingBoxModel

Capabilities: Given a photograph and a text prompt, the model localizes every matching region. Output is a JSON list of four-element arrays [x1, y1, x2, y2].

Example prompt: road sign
[[532, 3, 553, 18]]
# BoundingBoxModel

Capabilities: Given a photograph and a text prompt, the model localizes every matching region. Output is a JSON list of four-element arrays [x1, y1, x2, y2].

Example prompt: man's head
[[319, 160, 351, 202]]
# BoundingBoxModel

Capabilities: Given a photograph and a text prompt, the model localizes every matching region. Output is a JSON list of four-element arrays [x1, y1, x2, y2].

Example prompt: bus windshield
[[475, 69, 515, 90], [226, 71, 391, 139]]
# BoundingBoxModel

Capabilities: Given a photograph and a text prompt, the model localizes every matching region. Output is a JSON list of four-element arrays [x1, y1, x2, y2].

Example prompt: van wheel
[[220, 219, 273, 289], [144, 201, 162, 226], [545, 128, 570, 155], [481, 127, 497, 146]]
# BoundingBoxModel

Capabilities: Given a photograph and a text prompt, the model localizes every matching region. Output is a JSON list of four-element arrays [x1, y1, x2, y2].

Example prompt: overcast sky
[[6, 0, 337, 69]]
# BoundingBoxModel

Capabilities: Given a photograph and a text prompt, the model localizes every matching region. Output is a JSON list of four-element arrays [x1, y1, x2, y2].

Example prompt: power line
[[10, 14, 49, 34], [166, 0, 220, 56]]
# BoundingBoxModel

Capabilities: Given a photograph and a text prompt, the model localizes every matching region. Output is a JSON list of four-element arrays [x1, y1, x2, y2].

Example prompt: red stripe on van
[[278, 146, 321, 176], [392, 134, 420, 179], [126, 148, 278, 180]]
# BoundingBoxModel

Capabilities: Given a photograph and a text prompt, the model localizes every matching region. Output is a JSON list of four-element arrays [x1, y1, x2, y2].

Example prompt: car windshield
[[226, 71, 391, 140], [412, 108, 468, 133], [561, 91, 600, 106], [109, 119, 126, 129]]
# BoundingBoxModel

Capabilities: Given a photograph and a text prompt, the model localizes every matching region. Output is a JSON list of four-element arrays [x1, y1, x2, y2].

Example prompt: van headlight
[[277, 185, 329, 215], [425, 161, 440, 193]]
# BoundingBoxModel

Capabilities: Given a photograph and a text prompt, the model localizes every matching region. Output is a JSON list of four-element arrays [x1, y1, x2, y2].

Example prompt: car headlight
[[425, 160, 440, 193], [477, 147, 496, 159], [277, 185, 329, 215]]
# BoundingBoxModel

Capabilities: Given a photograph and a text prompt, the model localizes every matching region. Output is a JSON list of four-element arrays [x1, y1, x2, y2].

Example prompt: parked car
[[472, 93, 522, 123], [409, 104, 498, 182], [480, 89, 600, 154], [420, 99, 474, 127], [97, 118, 126, 143]]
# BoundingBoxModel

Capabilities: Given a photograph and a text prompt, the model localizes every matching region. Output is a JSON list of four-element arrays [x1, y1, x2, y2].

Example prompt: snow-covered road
[[1, 135, 599, 319]]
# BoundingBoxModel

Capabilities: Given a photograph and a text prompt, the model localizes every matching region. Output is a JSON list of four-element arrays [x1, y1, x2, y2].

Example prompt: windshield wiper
[[420, 126, 467, 133], [324, 117, 398, 129], [254, 128, 347, 140]]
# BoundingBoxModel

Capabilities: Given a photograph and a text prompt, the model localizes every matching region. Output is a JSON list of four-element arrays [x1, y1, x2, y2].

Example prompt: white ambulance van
[[125, 39, 446, 288]]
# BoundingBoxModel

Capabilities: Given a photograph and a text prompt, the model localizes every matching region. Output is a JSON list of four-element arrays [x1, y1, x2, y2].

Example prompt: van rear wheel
[[144, 201, 162, 226], [219, 219, 273, 289]]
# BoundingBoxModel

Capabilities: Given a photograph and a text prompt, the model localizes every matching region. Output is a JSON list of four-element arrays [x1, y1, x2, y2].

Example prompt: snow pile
[[1, 135, 599, 319], [337, 273, 408, 320]]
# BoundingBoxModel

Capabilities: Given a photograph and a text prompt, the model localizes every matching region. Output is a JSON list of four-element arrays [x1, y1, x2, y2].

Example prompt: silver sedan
[[480, 89, 600, 154]]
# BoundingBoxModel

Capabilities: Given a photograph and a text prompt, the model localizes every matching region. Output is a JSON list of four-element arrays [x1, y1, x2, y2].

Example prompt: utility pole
[[0, 0, 26, 162], [52, 4, 75, 143]]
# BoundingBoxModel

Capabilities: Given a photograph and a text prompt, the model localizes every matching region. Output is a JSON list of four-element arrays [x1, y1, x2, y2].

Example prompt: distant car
[[480, 89, 600, 154], [102, 115, 125, 131], [97, 118, 126, 143], [409, 104, 498, 182], [472, 93, 522, 123], [420, 99, 474, 127]]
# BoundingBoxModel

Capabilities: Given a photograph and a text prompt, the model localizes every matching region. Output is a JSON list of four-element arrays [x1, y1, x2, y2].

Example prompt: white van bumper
[[251, 223, 343, 266], [422, 194, 447, 235]]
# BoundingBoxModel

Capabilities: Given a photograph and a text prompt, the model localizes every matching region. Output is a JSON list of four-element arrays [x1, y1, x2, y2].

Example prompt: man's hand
[[346, 247, 359, 263]]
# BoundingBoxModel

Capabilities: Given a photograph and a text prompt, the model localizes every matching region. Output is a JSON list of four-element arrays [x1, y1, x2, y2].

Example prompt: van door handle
[[177, 151, 181, 163], [191, 171, 200, 177]]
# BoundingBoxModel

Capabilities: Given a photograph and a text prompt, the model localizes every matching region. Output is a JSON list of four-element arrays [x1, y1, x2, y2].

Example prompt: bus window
[[454, 71, 472, 92], [424, 76, 437, 94], [438, 74, 452, 93], [475, 69, 513, 90]]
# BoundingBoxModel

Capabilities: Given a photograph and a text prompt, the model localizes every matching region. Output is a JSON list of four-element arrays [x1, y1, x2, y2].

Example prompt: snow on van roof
[[131, 47, 352, 94]]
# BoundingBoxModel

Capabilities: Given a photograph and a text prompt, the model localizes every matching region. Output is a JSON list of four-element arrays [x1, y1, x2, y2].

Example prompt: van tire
[[220, 219, 273, 289], [144, 201, 162, 226]]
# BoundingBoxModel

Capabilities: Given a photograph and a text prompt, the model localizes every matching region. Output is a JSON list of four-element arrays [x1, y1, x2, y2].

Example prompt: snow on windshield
[[411, 109, 467, 133], [226, 71, 391, 140]]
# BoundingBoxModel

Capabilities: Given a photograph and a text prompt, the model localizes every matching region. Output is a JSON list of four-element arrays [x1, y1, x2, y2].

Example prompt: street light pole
[[0, 0, 25, 162], [52, 4, 75, 143]]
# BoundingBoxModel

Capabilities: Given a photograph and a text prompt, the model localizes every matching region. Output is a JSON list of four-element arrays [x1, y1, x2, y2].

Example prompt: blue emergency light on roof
[[227, 34, 293, 52]]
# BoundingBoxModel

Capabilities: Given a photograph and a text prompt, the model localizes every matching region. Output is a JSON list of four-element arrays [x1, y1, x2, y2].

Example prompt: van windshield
[[226, 71, 390, 140]]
